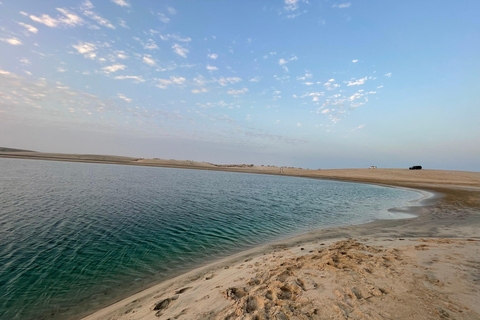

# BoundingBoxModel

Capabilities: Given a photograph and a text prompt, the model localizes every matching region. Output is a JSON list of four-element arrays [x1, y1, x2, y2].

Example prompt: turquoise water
[[0, 158, 420, 319]]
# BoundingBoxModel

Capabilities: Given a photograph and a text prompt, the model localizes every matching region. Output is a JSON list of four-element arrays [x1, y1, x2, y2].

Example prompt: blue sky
[[0, 0, 479, 170]]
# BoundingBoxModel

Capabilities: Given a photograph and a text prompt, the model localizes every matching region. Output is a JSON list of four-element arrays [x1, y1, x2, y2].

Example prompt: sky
[[0, 0, 479, 171]]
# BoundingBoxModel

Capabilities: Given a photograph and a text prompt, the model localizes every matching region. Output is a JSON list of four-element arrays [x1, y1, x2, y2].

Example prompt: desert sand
[[1, 150, 480, 319]]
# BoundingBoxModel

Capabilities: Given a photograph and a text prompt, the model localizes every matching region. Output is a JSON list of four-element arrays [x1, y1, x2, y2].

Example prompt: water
[[0, 158, 420, 319]]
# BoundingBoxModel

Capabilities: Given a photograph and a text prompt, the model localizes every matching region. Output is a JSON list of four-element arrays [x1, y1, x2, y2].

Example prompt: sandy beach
[[1, 151, 480, 319], [75, 166, 479, 318]]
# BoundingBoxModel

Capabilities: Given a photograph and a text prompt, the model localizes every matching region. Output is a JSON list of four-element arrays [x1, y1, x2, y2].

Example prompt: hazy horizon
[[1, 1, 479, 171]]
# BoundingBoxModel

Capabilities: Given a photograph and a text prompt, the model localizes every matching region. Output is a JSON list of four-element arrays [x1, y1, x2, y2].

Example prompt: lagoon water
[[0, 158, 420, 319]]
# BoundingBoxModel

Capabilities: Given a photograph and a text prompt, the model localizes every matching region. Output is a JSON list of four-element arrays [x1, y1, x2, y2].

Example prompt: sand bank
[[74, 168, 480, 320]]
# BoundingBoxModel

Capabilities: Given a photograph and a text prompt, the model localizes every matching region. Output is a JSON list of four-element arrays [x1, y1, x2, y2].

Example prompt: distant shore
[[2, 149, 480, 319]]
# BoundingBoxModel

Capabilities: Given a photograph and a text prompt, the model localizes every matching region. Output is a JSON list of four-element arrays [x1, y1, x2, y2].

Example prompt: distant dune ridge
[[1, 148, 480, 319]]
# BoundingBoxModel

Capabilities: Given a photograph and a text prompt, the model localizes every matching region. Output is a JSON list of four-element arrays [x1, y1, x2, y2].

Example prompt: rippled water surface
[[0, 158, 420, 319]]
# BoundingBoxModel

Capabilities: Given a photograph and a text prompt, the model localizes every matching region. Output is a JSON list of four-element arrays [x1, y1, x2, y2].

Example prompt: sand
[[2, 151, 480, 319]]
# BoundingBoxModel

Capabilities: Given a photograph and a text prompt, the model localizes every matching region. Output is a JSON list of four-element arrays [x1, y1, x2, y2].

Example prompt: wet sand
[[2, 151, 480, 319]]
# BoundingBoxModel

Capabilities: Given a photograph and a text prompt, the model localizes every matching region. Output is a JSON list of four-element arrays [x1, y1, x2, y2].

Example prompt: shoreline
[[80, 178, 480, 319], [2, 153, 480, 319]]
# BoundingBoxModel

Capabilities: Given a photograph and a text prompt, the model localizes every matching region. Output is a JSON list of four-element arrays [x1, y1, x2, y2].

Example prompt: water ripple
[[0, 158, 419, 320]]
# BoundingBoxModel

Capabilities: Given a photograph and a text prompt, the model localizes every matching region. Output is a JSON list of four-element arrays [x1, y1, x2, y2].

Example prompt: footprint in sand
[[153, 295, 179, 317], [174, 286, 192, 294], [205, 273, 216, 280]]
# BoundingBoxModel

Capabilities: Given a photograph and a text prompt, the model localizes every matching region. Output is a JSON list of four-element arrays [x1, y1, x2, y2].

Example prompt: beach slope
[[80, 169, 480, 320]]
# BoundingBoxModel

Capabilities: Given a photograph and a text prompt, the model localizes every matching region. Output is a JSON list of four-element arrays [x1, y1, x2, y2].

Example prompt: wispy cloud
[[332, 3, 351, 9], [81, 1, 115, 29], [117, 93, 132, 102], [216, 77, 242, 86], [18, 22, 38, 34], [142, 55, 156, 66], [227, 88, 248, 95], [159, 34, 191, 42], [207, 53, 218, 60], [1, 37, 22, 45], [172, 43, 189, 58], [352, 59, 358, 63], [72, 42, 97, 59], [114, 75, 145, 83], [144, 39, 158, 50], [102, 64, 126, 74], [111, 0, 130, 7], [352, 124, 365, 131], [385, 72, 392, 78], [346, 77, 367, 86], [192, 88, 208, 94], [324, 79, 340, 90], [156, 76, 186, 89], [28, 8, 84, 28], [206, 65, 218, 71]]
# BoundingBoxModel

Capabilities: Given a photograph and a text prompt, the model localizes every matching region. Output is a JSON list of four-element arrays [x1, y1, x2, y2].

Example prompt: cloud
[[72, 42, 97, 59], [144, 39, 158, 50], [346, 77, 367, 86], [155, 76, 186, 88], [1, 37, 22, 45], [278, 56, 298, 71], [115, 51, 128, 59], [111, 0, 130, 7], [352, 124, 365, 131], [297, 72, 312, 80], [324, 79, 340, 90], [191, 88, 208, 94], [142, 55, 156, 66], [249, 76, 261, 82], [216, 77, 242, 86], [118, 18, 129, 28], [159, 34, 191, 42], [385, 72, 392, 78], [18, 22, 38, 34], [227, 88, 248, 95], [102, 64, 126, 74], [117, 93, 132, 102], [167, 7, 176, 15], [172, 43, 189, 58], [86, 12, 115, 29], [207, 53, 218, 60], [206, 65, 218, 71], [158, 13, 170, 23], [352, 59, 358, 63], [20, 58, 31, 65], [114, 75, 145, 83], [81, 2, 116, 29], [29, 8, 84, 28], [171, 76, 186, 85], [284, 0, 300, 12], [333, 3, 351, 8], [348, 92, 363, 101], [297, 123, 302, 127]]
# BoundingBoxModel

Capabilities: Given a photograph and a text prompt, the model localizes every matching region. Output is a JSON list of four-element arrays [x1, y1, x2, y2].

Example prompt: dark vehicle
[[409, 165, 422, 170]]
